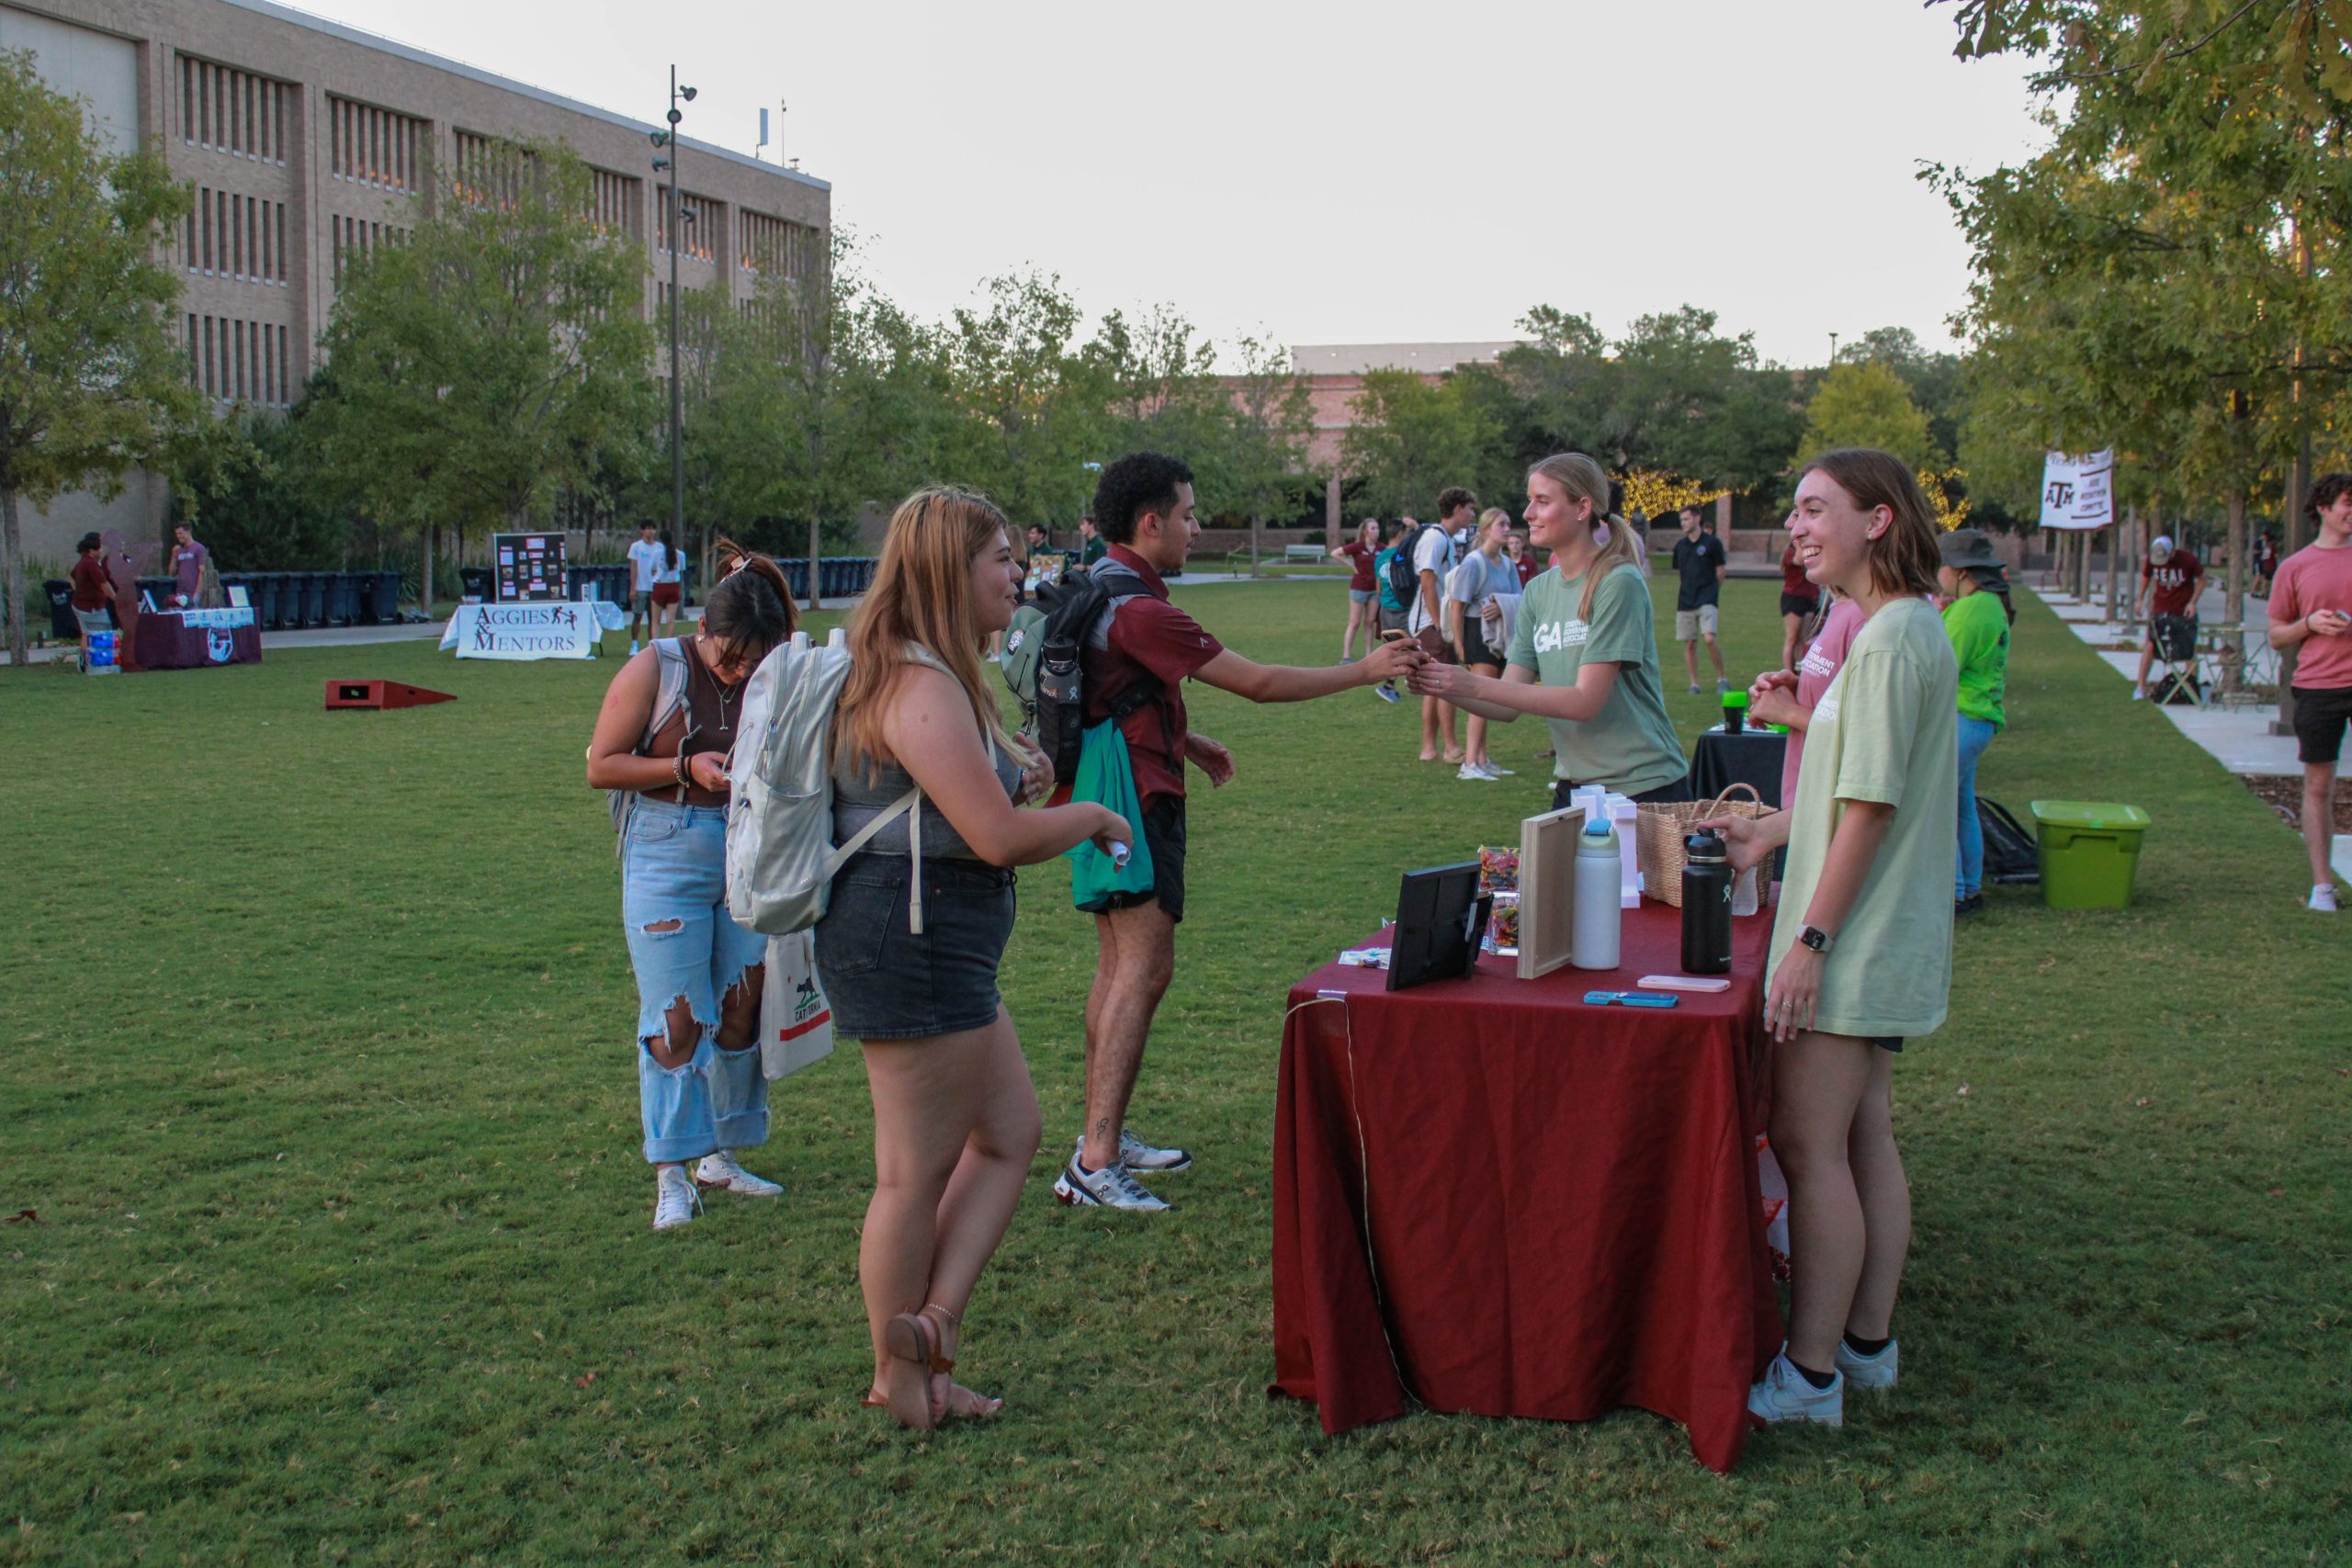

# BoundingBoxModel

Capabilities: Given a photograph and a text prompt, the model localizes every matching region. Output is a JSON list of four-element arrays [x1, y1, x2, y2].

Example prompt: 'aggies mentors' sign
[[439, 602, 599, 660]]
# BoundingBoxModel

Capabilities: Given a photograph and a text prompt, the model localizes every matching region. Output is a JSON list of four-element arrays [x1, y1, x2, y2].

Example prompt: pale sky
[[282, 0, 2049, 368]]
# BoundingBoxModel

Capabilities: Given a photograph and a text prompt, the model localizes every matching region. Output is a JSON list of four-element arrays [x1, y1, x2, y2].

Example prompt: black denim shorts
[[814, 852, 1015, 1040], [1098, 796, 1187, 924]]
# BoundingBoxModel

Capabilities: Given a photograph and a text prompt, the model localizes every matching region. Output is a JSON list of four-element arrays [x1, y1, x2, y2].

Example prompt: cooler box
[[2030, 801, 2151, 909]]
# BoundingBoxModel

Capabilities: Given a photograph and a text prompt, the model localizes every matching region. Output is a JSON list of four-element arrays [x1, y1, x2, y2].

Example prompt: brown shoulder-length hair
[[1796, 449, 1941, 599], [700, 536, 798, 668], [831, 487, 1014, 781]]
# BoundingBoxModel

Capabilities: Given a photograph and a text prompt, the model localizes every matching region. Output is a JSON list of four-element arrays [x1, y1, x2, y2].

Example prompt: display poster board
[[2039, 449, 2115, 531], [1516, 806, 1584, 979], [493, 532, 568, 602]]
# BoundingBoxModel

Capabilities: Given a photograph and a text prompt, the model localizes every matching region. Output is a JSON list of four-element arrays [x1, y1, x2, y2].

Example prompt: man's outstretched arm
[[1192, 638, 1419, 704]]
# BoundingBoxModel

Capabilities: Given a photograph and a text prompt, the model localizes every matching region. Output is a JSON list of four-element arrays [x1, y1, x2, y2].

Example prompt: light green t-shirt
[[1767, 595, 1960, 1039], [1505, 562, 1687, 796], [1942, 589, 2008, 729]]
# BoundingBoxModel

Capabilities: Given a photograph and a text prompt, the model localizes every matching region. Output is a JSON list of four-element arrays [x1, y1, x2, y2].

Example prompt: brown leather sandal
[[879, 1309, 943, 1431], [920, 1302, 1003, 1421]]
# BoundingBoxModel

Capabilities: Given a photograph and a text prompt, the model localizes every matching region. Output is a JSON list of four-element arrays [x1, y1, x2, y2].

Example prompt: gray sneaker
[[1747, 1348, 1843, 1427], [1834, 1337, 1899, 1391], [1076, 1129, 1192, 1173], [1053, 1158, 1171, 1212]]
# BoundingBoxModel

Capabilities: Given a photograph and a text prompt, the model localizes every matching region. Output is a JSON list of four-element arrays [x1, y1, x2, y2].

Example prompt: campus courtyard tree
[[304, 137, 654, 610], [0, 51, 196, 666]]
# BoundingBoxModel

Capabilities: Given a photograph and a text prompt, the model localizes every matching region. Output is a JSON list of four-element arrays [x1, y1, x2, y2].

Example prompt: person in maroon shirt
[[1779, 538, 1820, 672], [1055, 452, 1423, 1212], [2132, 536, 2205, 700], [1330, 517, 1382, 661], [69, 533, 116, 623]]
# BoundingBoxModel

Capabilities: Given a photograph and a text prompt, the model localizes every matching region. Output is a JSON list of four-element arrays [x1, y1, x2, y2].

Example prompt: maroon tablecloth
[[1271, 899, 1781, 1472], [136, 611, 262, 671]]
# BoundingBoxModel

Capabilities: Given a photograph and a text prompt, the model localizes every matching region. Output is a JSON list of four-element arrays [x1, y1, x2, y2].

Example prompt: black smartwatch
[[1798, 925, 1833, 953]]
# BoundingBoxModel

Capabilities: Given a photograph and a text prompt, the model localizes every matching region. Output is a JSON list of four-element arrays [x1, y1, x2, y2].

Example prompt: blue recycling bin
[[779, 558, 809, 601], [328, 571, 359, 626], [371, 570, 401, 624], [294, 571, 323, 627]]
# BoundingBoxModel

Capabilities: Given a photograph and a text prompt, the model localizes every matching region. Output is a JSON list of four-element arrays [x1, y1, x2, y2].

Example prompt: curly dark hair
[[1436, 486, 1477, 518], [2305, 472, 2352, 518], [1092, 451, 1194, 544]]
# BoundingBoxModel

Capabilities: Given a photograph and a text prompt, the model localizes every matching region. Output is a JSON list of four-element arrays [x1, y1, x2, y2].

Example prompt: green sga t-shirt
[[1768, 595, 1961, 1039], [1504, 562, 1687, 796], [1942, 588, 2008, 728]]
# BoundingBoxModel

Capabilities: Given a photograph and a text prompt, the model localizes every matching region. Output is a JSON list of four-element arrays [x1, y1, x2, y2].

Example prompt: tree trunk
[[2, 484, 27, 668], [807, 516, 821, 613], [2107, 509, 2125, 625], [2224, 488, 2247, 694], [422, 523, 435, 617], [1250, 514, 1261, 579]]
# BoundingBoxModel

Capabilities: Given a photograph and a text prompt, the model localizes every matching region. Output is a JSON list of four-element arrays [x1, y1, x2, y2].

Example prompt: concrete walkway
[[2030, 581, 2351, 885]]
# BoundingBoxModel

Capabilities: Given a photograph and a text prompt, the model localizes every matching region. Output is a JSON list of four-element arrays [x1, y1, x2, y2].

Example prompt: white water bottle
[[1571, 818, 1623, 970]]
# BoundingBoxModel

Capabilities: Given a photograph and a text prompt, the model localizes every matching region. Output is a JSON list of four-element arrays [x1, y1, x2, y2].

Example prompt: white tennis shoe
[[695, 1151, 782, 1197]]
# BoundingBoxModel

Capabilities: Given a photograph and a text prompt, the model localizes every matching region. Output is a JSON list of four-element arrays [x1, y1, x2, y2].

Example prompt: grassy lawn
[[3, 579, 2345, 1564]]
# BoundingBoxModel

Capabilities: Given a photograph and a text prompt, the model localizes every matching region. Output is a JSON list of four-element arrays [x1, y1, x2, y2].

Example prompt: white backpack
[[725, 633, 945, 937]]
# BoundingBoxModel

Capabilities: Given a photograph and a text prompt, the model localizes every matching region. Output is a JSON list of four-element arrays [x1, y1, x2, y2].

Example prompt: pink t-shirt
[[2271, 543, 2352, 690], [1781, 596, 1866, 807]]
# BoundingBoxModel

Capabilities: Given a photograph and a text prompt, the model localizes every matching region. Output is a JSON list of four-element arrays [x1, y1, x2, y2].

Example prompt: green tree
[[1837, 326, 1965, 460], [303, 136, 655, 610], [1801, 361, 1939, 468], [1340, 369, 1503, 518], [0, 51, 197, 665], [948, 271, 1101, 528], [1205, 334, 1315, 564]]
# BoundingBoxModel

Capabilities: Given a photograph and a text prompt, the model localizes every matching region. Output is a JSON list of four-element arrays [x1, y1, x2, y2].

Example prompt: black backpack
[[1001, 560, 1162, 786], [1977, 797, 2041, 885], [1385, 524, 1438, 609]]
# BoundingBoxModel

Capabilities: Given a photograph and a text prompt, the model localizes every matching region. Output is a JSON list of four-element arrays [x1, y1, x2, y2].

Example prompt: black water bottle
[[1680, 827, 1734, 975]]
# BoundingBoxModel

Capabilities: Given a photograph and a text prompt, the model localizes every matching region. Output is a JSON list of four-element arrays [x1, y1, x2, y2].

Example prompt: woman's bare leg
[[1843, 1047, 1909, 1340], [1769, 1030, 1879, 1372], [859, 1010, 1037, 1406]]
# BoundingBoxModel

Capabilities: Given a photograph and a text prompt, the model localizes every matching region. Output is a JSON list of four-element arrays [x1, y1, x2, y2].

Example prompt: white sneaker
[[695, 1150, 782, 1196], [1716, 678, 1731, 694], [1456, 762, 1496, 782], [1833, 1337, 1899, 1391], [1053, 1158, 1171, 1212], [2130, 689, 2146, 701], [2310, 885, 2339, 912], [1076, 1129, 1192, 1172], [1746, 1348, 1843, 1427], [1485, 763, 1516, 776], [652, 1166, 701, 1231]]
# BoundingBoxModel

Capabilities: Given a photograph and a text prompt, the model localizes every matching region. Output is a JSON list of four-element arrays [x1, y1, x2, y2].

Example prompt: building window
[[184, 188, 288, 284], [588, 166, 639, 238], [178, 55, 288, 164], [453, 130, 536, 210], [737, 210, 817, 279], [658, 192, 718, 262], [329, 96, 425, 191]]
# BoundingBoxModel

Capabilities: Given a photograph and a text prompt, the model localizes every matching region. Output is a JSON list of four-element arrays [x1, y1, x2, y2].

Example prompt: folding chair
[[2147, 614, 2203, 706]]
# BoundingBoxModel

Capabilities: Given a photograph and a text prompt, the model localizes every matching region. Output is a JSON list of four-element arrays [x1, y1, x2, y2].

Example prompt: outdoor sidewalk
[[2030, 581, 2351, 885]]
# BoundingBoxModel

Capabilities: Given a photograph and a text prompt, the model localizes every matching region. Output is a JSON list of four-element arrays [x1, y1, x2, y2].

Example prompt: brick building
[[3, 0, 829, 562]]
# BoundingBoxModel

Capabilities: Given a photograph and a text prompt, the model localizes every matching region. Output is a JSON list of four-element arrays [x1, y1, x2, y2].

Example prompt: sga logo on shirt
[[1529, 618, 1589, 656]]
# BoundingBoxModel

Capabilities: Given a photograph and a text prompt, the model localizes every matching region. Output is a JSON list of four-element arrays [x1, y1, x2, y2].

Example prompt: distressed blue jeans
[[621, 798, 769, 1164]]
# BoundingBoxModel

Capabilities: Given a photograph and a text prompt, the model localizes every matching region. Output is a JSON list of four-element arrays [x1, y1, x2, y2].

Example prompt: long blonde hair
[[832, 486, 1014, 781], [1529, 452, 1643, 619]]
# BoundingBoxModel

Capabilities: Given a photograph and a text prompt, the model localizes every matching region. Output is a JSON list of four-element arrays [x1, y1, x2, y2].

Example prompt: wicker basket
[[1634, 784, 1769, 908]]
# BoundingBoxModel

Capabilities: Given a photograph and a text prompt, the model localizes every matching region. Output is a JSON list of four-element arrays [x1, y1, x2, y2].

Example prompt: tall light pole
[[651, 69, 696, 585], [1827, 330, 1840, 367]]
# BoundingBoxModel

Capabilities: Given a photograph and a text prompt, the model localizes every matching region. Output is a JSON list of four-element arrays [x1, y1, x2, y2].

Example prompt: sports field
[[3, 580, 2344, 1563]]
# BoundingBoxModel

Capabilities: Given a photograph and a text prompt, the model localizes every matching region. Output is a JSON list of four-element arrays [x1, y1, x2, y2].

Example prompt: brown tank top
[[645, 645, 746, 807]]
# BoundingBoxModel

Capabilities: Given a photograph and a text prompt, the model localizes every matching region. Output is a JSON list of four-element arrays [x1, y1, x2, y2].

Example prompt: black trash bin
[[344, 570, 376, 626], [43, 581, 79, 641], [372, 570, 401, 624]]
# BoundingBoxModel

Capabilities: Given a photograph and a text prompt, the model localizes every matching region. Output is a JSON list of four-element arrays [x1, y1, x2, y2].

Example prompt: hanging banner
[[2040, 449, 2116, 531]]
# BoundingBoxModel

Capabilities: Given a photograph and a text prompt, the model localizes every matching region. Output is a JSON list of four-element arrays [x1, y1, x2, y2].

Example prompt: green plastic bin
[[2030, 800, 2152, 909]]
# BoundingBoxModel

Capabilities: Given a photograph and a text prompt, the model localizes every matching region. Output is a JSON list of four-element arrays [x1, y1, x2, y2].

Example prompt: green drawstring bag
[[1067, 719, 1155, 912]]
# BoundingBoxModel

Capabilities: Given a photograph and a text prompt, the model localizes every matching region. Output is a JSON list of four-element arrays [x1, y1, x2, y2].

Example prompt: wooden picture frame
[[1516, 806, 1584, 979]]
